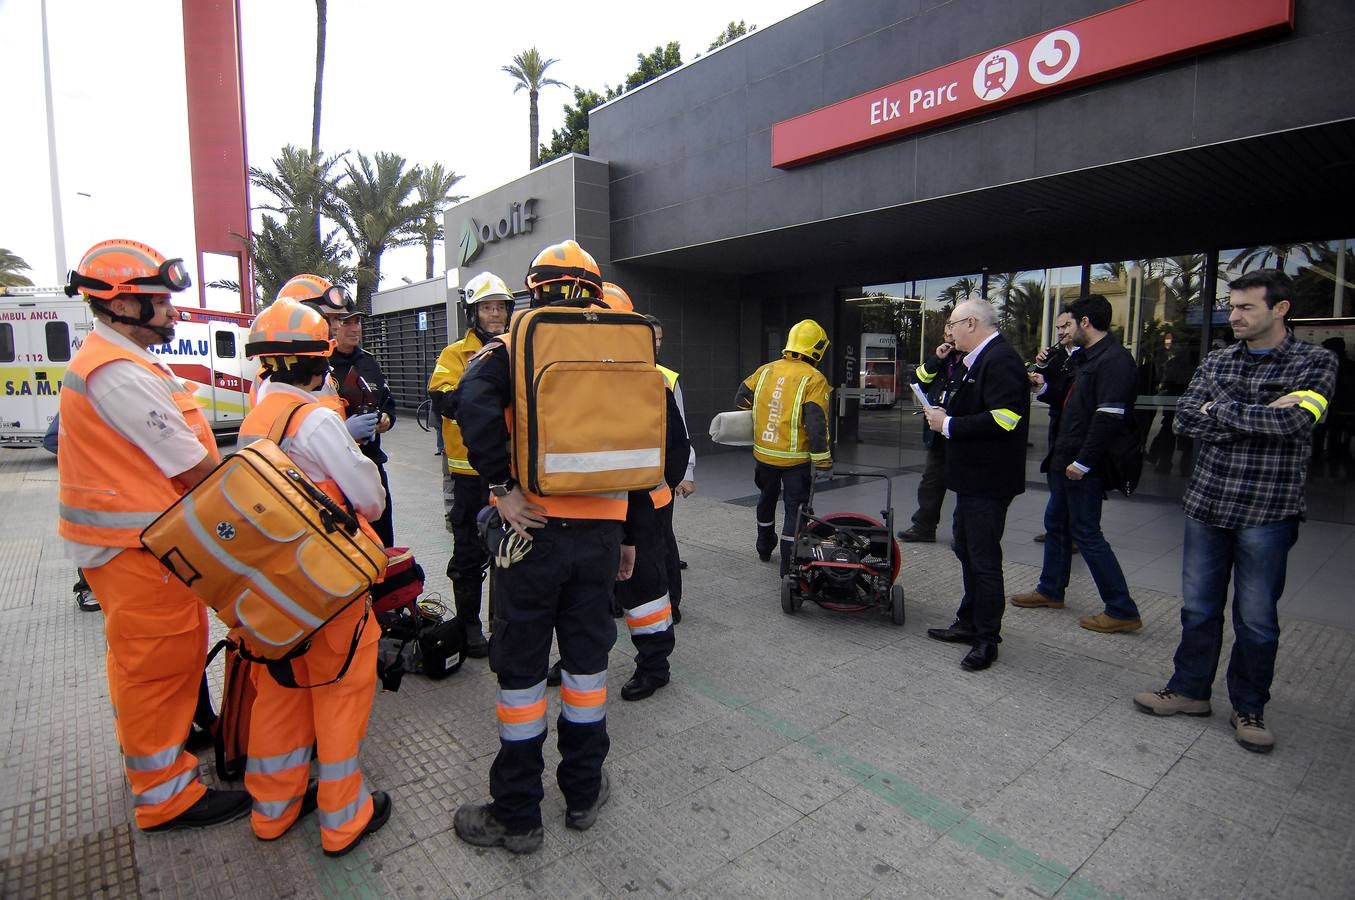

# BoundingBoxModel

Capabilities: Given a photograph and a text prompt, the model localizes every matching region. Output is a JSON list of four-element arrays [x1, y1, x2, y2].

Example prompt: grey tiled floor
[[2, 422, 1353, 898]]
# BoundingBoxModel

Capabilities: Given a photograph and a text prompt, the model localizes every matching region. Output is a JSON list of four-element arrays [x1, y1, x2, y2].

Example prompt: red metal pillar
[[181, 0, 253, 312]]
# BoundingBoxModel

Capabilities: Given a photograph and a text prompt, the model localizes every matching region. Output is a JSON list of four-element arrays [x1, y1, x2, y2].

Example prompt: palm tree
[[328, 151, 424, 313], [1004, 278, 1046, 361], [502, 48, 566, 169], [311, 0, 327, 156], [249, 145, 346, 249], [0, 248, 34, 287], [938, 275, 980, 306], [411, 163, 467, 279], [244, 212, 353, 306], [1229, 242, 1325, 273]]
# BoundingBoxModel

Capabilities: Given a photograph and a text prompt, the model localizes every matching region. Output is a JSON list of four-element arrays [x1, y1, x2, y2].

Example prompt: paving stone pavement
[[2, 425, 1354, 899]]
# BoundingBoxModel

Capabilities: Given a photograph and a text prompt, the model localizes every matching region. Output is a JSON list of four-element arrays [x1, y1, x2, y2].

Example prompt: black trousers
[[656, 500, 682, 609], [754, 461, 812, 575], [370, 463, 395, 548], [911, 439, 947, 533], [487, 519, 619, 831], [614, 505, 675, 678], [446, 474, 490, 630], [951, 493, 1013, 643]]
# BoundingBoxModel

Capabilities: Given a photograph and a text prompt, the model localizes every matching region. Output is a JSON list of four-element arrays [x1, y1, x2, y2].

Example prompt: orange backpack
[[140, 403, 386, 668], [506, 305, 667, 495]]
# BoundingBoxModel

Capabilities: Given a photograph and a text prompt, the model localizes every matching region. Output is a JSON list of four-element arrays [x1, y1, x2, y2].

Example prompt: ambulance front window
[[45, 322, 71, 362], [215, 331, 236, 359], [0, 324, 13, 362]]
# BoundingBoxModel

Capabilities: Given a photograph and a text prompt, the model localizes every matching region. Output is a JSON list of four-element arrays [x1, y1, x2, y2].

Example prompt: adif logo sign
[[456, 199, 539, 266]]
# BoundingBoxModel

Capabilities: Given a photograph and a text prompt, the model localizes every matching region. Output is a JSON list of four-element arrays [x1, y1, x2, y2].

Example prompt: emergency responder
[[326, 301, 398, 546], [274, 275, 378, 434], [451, 240, 656, 853], [237, 299, 391, 855], [605, 287, 690, 699], [426, 272, 513, 658], [735, 320, 833, 573], [647, 312, 696, 622], [59, 238, 249, 831]]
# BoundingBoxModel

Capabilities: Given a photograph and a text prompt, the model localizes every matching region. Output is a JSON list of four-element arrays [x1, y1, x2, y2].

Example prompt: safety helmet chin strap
[[92, 298, 176, 343]]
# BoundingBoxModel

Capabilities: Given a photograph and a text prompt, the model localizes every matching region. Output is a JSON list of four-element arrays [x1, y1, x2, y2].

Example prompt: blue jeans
[[1167, 515, 1299, 715], [1036, 471, 1138, 620]]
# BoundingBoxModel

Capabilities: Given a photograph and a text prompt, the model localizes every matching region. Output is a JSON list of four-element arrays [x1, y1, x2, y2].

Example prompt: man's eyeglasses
[[944, 316, 975, 331]]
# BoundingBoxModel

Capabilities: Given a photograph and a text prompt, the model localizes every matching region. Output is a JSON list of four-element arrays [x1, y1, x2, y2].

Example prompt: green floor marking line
[[682, 671, 1121, 900], [301, 816, 386, 899]]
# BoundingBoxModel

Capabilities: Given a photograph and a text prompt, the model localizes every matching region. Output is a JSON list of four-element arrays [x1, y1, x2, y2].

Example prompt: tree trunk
[[529, 88, 539, 169], [425, 239, 435, 281], [312, 0, 327, 158], [356, 251, 376, 315]]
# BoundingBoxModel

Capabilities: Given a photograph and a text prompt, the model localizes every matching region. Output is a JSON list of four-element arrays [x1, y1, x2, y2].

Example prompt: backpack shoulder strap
[[265, 398, 316, 445]]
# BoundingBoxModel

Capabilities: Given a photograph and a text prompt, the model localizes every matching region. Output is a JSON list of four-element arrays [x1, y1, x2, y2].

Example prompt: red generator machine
[[781, 472, 904, 625]]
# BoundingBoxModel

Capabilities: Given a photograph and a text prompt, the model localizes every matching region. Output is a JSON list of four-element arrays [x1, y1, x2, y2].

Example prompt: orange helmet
[[245, 300, 334, 359], [600, 282, 633, 312], [524, 239, 603, 302], [277, 273, 356, 318], [64, 239, 191, 300]]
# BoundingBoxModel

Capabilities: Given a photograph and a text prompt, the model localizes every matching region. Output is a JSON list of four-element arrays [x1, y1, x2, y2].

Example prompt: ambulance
[[0, 287, 258, 447]]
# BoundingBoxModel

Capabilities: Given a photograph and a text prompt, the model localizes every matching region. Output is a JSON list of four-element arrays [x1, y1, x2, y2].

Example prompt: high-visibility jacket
[[237, 391, 384, 547], [58, 331, 220, 546], [249, 372, 345, 417], [428, 330, 484, 476], [649, 365, 682, 508], [740, 357, 832, 468]]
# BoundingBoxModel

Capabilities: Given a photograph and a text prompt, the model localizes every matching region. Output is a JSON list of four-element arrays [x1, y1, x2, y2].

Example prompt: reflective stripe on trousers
[[247, 745, 315, 820], [624, 595, 672, 636], [497, 680, 548, 741], [560, 670, 608, 724]]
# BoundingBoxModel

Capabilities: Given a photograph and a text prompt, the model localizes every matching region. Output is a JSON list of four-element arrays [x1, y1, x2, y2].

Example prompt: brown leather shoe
[[1009, 591, 1064, 609], [1079, 612, 1142, 633]]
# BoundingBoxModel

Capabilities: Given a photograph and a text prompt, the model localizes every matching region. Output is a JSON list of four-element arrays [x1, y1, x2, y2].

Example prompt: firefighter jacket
[[330, 346, 396, 465], [939, 333, 1029, 499], [1049, 336, 1138, 475], [58, 329, 220, 547], [428, 329, 485, 476], [735, 356, 832, 468]]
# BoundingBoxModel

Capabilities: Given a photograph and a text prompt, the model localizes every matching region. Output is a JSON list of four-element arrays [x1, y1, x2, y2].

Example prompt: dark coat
[[1050, 335, 1139, 474], [941, 333, 1030, 499]]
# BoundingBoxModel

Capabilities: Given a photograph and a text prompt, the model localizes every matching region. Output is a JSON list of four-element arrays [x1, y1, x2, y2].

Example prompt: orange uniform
[[59, 329, 221, 829], [236, 385, 383, 852]]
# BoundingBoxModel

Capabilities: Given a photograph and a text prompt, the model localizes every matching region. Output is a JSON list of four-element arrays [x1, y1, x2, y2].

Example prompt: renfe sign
[[771, 0, 1294, 168]]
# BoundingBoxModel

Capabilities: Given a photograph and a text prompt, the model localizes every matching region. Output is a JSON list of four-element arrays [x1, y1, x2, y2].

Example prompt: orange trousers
[[85, 549, 210, 829], [245, 603, 379, 852]]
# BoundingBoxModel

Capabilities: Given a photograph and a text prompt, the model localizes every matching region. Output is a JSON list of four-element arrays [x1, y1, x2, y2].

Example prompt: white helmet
[[462, 272, 513, 336]]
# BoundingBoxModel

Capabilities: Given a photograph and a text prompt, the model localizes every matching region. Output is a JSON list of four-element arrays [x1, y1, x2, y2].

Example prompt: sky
[[0, 0, 816, 308]]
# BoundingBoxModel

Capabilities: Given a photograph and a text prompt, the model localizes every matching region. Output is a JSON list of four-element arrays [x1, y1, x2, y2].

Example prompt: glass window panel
[[45, 321, 71, 362], [0, 323, 13, 362], [215, 330, 236, 359]]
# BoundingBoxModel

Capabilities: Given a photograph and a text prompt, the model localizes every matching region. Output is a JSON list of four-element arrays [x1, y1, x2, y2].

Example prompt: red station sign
[[771, 0, 1294, 168]]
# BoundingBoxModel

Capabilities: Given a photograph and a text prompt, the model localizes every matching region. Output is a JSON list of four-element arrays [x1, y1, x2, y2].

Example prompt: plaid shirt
[[1175, 332, 1337, 528]]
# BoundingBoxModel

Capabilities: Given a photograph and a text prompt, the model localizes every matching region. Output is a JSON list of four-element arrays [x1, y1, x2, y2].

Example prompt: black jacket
[[1035, 346, 1077, 421], [941, 334, 1030, 499], [1050, 335, 1138, 474], [330, 346, 396, 465]]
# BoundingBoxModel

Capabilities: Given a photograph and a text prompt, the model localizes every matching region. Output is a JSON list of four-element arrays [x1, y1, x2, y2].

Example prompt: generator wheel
[[890, 583, 905, 626], [781, 575, 798, 615]]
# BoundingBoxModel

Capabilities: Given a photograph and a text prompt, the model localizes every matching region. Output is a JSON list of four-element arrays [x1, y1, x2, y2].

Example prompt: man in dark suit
[[923, 299, 1030, 671]]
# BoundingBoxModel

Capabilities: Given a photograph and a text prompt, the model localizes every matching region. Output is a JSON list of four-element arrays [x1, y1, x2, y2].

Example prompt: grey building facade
[[443, 0, 1355, 519]]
